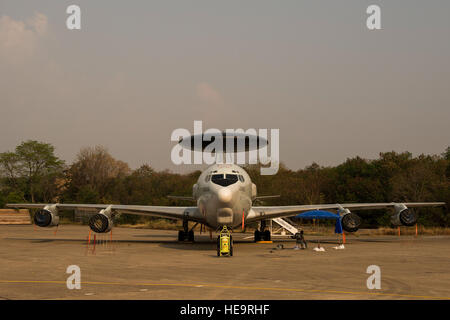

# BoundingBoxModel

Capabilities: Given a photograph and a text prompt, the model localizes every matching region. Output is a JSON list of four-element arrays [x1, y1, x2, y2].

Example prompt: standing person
[[292, 230, 307, 249]]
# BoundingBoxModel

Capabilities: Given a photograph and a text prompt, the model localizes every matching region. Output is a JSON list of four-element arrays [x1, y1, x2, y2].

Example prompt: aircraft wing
[[247, 202, 446, 222], [6, 203, 203, 222], [167, 196, 196, 201]]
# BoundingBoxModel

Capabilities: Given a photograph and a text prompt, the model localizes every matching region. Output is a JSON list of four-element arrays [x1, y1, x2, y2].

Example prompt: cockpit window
[[205, 174, 211, 182], [238, 175, 245, 182], [211, 174, 238, 187]]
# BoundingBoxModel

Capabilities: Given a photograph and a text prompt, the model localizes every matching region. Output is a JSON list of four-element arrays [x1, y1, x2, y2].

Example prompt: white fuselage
[[193, 164, 256, 229]]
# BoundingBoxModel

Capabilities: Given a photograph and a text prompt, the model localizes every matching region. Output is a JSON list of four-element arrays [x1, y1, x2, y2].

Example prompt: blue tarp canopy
[[295, 210, 343, 234]]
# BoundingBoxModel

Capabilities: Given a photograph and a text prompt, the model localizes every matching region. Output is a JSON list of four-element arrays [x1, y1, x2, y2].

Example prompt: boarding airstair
[[272, 217, 298, 236]]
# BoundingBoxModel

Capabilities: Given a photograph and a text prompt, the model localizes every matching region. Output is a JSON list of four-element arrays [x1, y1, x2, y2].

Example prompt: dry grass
[[362, 226, 450, 236], [119, 219, 180, 230]]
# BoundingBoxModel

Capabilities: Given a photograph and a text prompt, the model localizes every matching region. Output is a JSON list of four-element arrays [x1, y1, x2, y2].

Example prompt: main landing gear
[[178, 219, 195, 242], [254, 220, 271, 242]]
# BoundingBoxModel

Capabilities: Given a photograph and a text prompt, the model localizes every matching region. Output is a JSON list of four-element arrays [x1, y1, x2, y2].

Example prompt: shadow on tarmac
[[4, 235, 410, 249]]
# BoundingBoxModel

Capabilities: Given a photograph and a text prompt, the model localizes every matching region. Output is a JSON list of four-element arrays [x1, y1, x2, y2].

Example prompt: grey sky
[[1, 1, 449, 173]]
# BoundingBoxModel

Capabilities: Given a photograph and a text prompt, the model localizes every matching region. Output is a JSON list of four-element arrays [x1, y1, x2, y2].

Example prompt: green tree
[[64, 146, 130, 202], [0, 140, 65, 203], [442, 146, 450, 161]]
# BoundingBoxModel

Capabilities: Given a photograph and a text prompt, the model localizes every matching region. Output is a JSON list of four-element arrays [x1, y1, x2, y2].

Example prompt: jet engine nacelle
[[34, 204, 59, 227], [89, 213, 113, 233], [89, 206, 114, 233], [340, 209, 362, 233], [391, 204, 417, 227]]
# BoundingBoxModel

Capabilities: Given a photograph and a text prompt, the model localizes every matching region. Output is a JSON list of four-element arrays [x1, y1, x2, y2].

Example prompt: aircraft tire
[[254, 230, 261, 242], [217, 236, 220, 256], [230, 235, 233, 256], [188, 230, 194, 242], [263, 230, 271, 241], [178, 230, 184, 241]]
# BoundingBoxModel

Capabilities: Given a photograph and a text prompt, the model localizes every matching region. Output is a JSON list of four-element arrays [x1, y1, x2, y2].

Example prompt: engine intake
[[341, 212, 361, 232], [391, 204, 417, 226], [34, 205, 59, 227], [89, 213, 112, 233]]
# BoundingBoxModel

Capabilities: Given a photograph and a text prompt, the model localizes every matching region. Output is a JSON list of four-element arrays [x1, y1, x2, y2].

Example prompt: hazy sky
[[1, 1, 449, 173]]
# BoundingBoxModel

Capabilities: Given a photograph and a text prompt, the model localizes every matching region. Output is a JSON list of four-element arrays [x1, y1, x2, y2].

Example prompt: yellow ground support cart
[[217, 226, 233, 257]]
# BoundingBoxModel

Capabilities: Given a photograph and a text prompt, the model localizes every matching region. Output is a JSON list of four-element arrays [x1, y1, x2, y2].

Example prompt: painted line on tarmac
[[0, 280, 449, 300]]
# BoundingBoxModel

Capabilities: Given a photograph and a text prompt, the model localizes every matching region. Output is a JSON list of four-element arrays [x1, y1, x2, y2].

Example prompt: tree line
[[1, 140, 448, 227]]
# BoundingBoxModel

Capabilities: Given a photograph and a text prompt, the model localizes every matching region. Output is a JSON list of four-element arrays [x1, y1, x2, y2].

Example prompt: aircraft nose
[[217, 188, 232, 203]]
